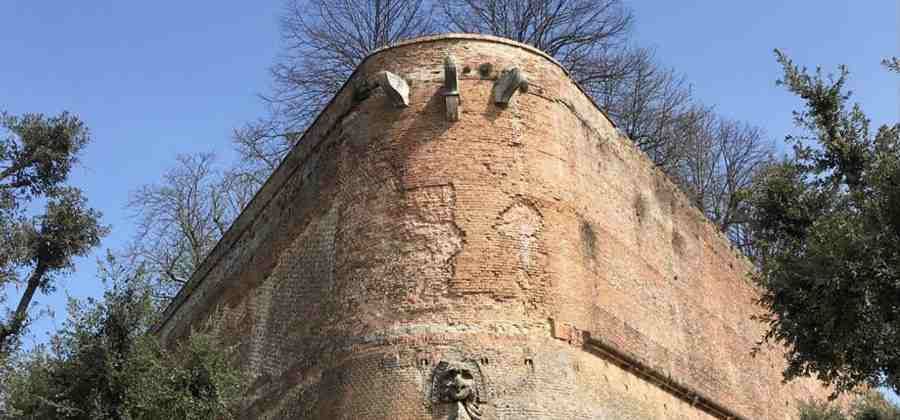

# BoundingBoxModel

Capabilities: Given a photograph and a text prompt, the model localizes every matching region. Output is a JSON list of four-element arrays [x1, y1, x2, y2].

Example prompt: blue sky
[[1, 1, 283, 342], [2, 0, 898, 399], [629, 1, 898, 152]]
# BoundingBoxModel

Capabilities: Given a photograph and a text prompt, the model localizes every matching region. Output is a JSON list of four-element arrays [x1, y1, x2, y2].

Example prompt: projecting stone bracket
[[375, 71, 410, 108], [443, 55, 461, 122], [492, 67, 529, 106]]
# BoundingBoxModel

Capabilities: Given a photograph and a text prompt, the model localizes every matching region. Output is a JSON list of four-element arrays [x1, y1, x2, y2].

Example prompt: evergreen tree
[[749, 51, 900, 395], [0, 111, 106, 355], [0, 254, 245, 419]]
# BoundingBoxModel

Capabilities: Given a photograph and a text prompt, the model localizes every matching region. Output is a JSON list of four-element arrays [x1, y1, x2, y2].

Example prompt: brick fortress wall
[[156, 35, 831, 419]]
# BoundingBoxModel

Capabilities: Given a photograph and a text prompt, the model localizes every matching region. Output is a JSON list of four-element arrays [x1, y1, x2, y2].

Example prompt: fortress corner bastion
[[156, 34, 832, 419]]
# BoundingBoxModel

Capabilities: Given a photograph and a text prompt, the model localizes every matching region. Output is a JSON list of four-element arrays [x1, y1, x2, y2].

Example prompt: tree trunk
[[0, 263, 48, 354]]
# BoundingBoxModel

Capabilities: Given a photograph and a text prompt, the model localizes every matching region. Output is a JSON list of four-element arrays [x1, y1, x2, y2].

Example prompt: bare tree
[[440, 0, 634, 91], [594, 49, 694, 168], [671, 110, 773, 254], [125, 153, 252, 299], [672, 106, 721, 211], [587, 46, 772, 253], [233, 0, 437, 186]]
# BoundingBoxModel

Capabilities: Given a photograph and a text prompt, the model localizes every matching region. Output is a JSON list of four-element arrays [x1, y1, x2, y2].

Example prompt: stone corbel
[[443, 55, 460, 122], [375, 71, 410, 108], [493, 67, 529, 106]]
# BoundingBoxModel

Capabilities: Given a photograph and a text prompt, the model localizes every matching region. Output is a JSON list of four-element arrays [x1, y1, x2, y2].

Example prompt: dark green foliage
[[799, 400, 849, 420], [0, 112, 92, 280], [749, 51, 900, 395], [0, 115, 245, 417], [0, 255, 245, 419], [0, 112, 88, 198], [797, 394, 900, 420], [0, 112, 107, 355], [31, 188, 106, 273]]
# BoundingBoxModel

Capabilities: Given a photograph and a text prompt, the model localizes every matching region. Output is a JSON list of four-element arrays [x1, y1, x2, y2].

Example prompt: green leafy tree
[[796, 394, 900, 420], [749, 51, 900, 395], [799, 399, 850, 420], [0, 254, 245, 419], [0, 111, 107, 355]]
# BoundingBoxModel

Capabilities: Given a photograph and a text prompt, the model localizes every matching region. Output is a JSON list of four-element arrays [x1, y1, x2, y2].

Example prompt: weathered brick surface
[[157, 35, 833, 419]]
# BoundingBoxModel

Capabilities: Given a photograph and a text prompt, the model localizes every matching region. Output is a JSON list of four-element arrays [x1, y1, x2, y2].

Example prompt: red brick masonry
[[157, 34, 832, 419]]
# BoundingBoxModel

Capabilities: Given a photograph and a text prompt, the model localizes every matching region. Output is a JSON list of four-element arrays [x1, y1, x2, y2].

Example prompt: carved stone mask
[[430, 360, 484, 420], [435, 361, 478, 403], [441, 366, 476, 402]]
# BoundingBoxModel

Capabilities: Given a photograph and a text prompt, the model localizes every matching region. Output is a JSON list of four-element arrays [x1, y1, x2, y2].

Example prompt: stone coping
[[370, 33, 615, 128], [372, 33, 565, 76]]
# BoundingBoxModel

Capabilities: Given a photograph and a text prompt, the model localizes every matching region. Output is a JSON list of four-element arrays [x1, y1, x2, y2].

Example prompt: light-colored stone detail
[[443, 54, 460, 121], [492, 67, 528, 105], [432, 360, 483, 420], [375, 70, 410, 108]]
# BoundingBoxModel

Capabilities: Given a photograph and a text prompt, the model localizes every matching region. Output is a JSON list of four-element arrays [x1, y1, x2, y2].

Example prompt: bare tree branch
[[440, 0, 634, 94], [125, 153, 250, 300], [236, 0, 437, 180], [594, 48, 694, 168], [670, 110, 773, 255], [883, 56, 900, 73]]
